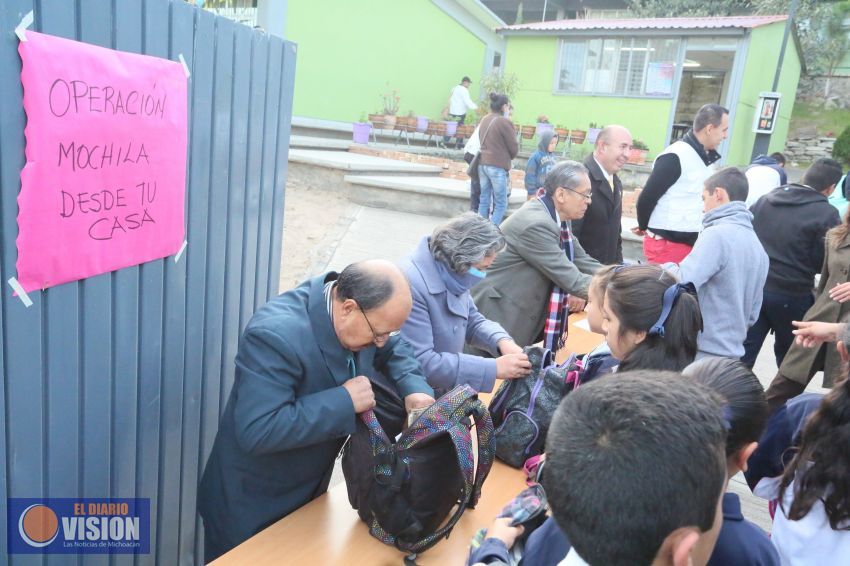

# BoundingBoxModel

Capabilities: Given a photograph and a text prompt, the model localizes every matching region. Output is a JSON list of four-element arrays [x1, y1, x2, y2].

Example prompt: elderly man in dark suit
[[472, 161, 602, 349], [572, 125, 632, 264], [198, 260, 435, 562]]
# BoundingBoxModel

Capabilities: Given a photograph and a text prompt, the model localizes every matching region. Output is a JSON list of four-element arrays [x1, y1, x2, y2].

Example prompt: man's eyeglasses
[[561, 187, 592, 202], [358, 305, 401, 343]]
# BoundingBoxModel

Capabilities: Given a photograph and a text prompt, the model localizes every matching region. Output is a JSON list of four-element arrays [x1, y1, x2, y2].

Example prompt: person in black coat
[[572, 125, 632, 264], [742, 157, 843, 369]]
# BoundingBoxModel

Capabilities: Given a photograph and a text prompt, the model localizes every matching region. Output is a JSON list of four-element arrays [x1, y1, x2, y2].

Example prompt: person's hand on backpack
[[404, 392, 435, 413], [498, 339, 524, 356], [485, 517, 525, 549], [496, 353, 532, 380], [343, 376, 376, 413]]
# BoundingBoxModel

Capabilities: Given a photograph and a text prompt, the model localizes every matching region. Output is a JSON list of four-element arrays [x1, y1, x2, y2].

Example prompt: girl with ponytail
[[602, 264, 703, 372]]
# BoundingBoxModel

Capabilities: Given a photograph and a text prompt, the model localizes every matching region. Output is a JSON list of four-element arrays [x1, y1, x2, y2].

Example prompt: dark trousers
[[444, 113, 466, 147], [741, 290, 815, 369]]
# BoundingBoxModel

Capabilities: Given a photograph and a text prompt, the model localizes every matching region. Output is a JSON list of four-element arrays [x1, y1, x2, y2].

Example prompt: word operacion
[[49, 79, 166, 119]]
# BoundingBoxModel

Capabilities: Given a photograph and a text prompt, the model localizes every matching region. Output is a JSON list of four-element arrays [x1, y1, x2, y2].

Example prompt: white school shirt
[[557, 548, 590, 566], [755, 476, 850, 565], [449, 84, 477, 115]]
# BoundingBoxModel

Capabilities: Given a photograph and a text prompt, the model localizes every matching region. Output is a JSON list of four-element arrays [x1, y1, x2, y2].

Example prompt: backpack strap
[[393, 386, 496, 554]]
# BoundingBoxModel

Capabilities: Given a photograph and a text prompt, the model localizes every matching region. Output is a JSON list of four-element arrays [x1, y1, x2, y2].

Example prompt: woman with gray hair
[[398, 212, 531, 395]]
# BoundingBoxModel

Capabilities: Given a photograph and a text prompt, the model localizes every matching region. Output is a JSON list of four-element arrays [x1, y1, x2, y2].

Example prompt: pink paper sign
[[16, 31, 188, 292]]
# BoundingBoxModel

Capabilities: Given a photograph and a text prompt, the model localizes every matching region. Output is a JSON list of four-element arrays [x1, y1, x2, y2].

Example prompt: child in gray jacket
[[664, 167, 769, 359]]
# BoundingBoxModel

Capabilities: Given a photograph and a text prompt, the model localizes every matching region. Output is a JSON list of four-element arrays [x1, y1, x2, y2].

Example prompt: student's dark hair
[[604, 265, 702, 372], [769, 151, 786, 166], [778, 371, 850, 529], [335, 262, 395, 311], [705, 167, 749, 202], [683, 357, 768, 458], [693, 103, 729, 132], [543, 371, 727, 566], [802, 157, 843, 193], [488, 92, 510, 112]]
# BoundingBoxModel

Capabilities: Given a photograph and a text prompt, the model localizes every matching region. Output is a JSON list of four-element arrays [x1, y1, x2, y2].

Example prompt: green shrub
[[833, 126, 850, 166]]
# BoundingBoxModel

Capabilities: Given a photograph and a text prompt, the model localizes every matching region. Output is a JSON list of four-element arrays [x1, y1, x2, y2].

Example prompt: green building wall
[[727, 22, 801, 166], [504, 36, 674, 159], [285, 0, 487, 123], [504, 24, 801, 165]]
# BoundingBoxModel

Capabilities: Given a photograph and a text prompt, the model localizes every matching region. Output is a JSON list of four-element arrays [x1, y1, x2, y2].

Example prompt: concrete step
[[290, 135, 352, 150], [343, 175, 525, 218], [288, 148, 445, 188]]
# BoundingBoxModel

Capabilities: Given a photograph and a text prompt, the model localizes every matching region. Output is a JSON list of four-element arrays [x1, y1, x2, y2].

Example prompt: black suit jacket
[[572, 154, 623, 264]]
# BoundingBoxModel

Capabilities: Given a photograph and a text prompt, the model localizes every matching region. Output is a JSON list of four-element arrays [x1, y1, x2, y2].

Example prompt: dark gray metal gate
[[0, 0, 295, 563]]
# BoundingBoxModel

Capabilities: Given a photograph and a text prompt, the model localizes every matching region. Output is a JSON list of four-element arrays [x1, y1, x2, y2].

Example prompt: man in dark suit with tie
[[572, 125, 632, 265], [198, 260, 435, 562]]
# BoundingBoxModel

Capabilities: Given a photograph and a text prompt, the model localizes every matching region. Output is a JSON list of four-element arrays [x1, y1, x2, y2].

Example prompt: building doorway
[[671, 40, 736, 142]]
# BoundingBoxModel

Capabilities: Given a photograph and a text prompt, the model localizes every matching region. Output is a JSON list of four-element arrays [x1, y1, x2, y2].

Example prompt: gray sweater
[[665, 201, 769, 359]]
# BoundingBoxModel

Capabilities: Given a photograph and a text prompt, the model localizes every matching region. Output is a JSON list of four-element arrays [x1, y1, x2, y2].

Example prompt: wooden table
[[213, 314, 604, 566]]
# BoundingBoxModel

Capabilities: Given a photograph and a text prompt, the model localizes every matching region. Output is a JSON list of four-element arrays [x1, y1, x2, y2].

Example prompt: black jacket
[[572, 154, 623, 264], [751, 184, 841, 295]]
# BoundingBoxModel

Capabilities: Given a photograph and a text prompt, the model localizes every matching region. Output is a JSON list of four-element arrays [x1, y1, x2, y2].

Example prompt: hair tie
[[648, 282, 697, 337]]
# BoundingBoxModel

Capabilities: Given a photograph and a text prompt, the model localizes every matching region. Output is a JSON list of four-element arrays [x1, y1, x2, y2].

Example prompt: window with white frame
[[557, 37, 681, 97]]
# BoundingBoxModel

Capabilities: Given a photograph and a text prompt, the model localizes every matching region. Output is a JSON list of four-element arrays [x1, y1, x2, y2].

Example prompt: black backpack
[[488, 346, 571, 468], [341, 380, 495, 559]]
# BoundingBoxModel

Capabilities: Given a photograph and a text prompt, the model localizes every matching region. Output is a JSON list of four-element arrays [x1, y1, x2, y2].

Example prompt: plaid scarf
[[538, 195, 573, 351]]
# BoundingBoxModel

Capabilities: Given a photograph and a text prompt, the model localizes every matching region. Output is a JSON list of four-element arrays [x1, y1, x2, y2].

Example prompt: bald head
[[336, 259, 410, 311], [333, 260, 413, 351], [594, 125, 632, 175]]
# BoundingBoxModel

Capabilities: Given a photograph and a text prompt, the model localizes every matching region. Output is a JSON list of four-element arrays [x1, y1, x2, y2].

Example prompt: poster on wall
[[15, 31, 188, 293], [645, 62, 674, 96], [752, 91, 781, 134]]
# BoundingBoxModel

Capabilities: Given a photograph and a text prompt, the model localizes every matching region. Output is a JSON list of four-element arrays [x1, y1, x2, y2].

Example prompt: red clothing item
[[643, 237, 692, 264]]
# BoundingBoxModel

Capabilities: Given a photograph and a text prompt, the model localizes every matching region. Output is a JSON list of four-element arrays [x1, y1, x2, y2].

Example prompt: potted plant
[[368, 111, 385, 129], [521, 125, 536, 139], [587, 122, 602, 144], [380, 85, 400, 129], [353, 113, 371, 144], [416, 115, 429, 132], [397, 110, 417, 132], [570, 128, 587, 145], [536, 114, 554, 137], [555, 125, 569, 141], [628, 140, 649, 165]]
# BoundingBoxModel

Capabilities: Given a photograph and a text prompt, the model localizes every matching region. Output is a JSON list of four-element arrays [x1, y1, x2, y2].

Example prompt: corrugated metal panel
[[0, 0, 294, 564], [499, 14, 789, 33]]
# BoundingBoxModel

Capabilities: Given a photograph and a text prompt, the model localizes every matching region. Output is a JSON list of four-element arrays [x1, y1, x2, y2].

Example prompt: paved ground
[[279, 171, 827, 534]]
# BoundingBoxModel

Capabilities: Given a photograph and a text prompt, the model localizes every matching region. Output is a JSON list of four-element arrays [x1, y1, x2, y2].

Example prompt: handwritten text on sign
[[16, 31, 187, 292]]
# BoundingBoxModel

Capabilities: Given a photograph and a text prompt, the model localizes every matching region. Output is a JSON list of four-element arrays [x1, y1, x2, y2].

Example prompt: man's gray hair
[[543, 160, 589, 198], [693, 104, 729, 132], [429, 212, 506, 274]]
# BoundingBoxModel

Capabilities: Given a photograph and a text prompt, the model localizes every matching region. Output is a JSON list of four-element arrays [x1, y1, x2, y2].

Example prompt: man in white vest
[[633, 104, 729, 263]]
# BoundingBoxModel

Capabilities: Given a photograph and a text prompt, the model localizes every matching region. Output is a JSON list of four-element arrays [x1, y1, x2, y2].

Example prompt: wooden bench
[[212, 314, 603, 565]]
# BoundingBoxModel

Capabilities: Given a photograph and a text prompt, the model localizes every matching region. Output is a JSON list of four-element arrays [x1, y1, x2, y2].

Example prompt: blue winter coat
[[399, 237, 511, 395]]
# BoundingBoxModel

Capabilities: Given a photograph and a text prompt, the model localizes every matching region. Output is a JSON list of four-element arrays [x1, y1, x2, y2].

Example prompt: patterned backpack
[[488, 346, 575, 468], [342, 381, 495, 560]]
